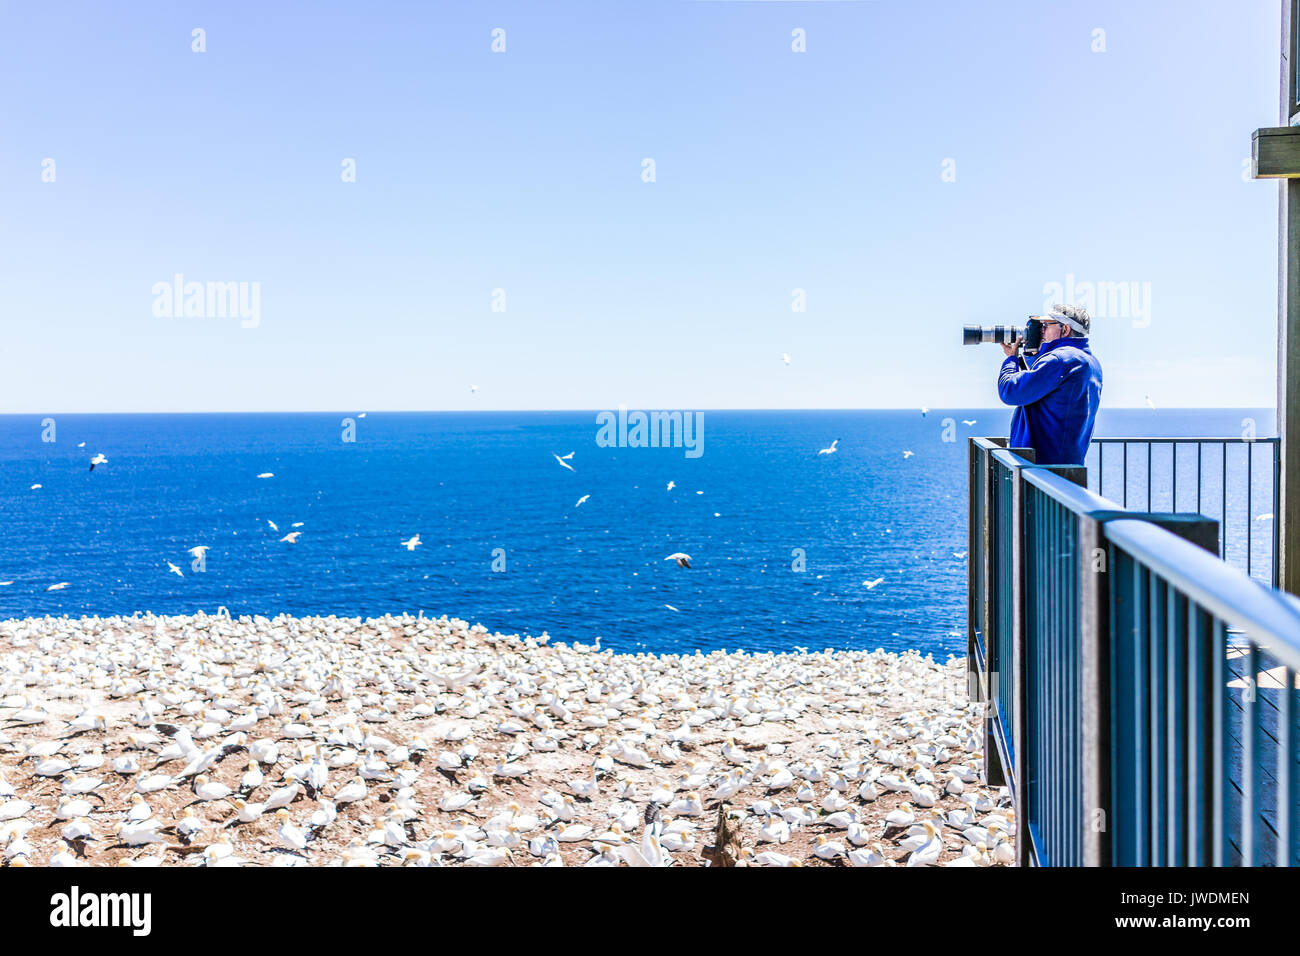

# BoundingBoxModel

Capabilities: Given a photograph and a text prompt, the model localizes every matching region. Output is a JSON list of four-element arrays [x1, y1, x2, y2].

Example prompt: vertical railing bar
[[1149, 570, 1164, 866], [1196, 441, 1202, 515], [1221, 443, 1228, 564], [1242, 642, 1257, 867], [1173, 440, 1178, 511], [1168, 587, 1186, 866], [1123, 443, 1129, 509], [1211, 617, 1226, 867], [1247, 444, 1253, 579], [1274, 440, 1282, 590], [1147, 442, 1153, 511], [1187, 605, 1205, 865], [1135, 562, 1148, 866], [1280, 663, 1295, 866]]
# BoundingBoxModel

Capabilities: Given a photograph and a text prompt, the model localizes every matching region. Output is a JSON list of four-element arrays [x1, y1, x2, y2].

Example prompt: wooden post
[[1277, 1, 1300, 595]]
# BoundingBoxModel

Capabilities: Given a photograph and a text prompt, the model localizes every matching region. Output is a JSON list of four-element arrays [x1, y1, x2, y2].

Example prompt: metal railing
[[1086, 438, 1280, 586], [969, 436, 1300, 866]]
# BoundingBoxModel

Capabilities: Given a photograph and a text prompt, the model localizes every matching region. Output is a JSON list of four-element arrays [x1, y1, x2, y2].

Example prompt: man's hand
[[1001, 336, 1023, 358]]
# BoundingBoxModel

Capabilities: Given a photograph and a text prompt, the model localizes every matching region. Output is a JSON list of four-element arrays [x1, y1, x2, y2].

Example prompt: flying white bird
[[401, 534, 422, 551], [574, 495, 590, 508], [76, 442, 85, 448], [863, 577, 884, 589], [962, 419, 977, 426], [665, 553, 692, 569], [664, 604, 680, 612], [553, 453, 575, 472], [921, 407, 929, 416], [666, 481, 675, 491], [902, 450, 914, 459], [89, 454, 107, 471], [470, 385, 479, 393], [818, 439, 839, 455], [280, 532, 301, 543], [782, 353, 791, 365], [1145, 395, 1157, 410], [29, 484, 41, 490], [257, 472, 274, 479], [291, 522, 304, 528], [267, 520, 279, 532], [45, 582, 71, 592], [357, 412, 367, 418], [167, 563, 183, 578], [1255, 513, 1274, 522], [188, 546, 209, 560]]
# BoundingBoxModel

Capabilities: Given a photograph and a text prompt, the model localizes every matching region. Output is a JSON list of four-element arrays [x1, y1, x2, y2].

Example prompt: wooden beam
[[1279, 2, 1300, 597], [1253, 127, 1300, 178]]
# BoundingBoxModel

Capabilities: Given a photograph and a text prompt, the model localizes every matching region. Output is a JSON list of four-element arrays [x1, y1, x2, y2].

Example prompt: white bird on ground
[[280, 532, 301, 543], [848, 843, 889, 867], [813, 836, 846, 860], [190, 775, 232, 802], [49, 840, 80, 867], [276, 809, 309, 851], [553, 453, 575, 472], [167, 562, 183, 578], [115, 820, 166, 846], [332, 776, 366, 805], [884, 803, 915, 830], [0, 800, 33, 821], [127, 796, 153, 822], [401, 534, 421, 551], [664, 553, 692, 569], [818, 439, 839, 455]]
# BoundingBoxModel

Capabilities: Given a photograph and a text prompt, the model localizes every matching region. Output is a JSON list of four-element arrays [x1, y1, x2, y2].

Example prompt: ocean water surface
[[0, 408, 1274, 657]]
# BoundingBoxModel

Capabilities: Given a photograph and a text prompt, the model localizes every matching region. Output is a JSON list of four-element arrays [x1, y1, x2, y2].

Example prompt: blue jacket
[[998, 336, 1102, 465]]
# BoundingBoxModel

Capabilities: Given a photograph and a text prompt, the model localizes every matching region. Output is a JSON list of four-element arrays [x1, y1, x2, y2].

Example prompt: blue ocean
[[0, 409, 1275, 657]]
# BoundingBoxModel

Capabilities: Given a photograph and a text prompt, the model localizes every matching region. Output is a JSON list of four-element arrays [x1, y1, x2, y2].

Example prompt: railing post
[[1000, 447, 1034, 865], [1079, 510, 1111, 867], [1014, 462, 1085, 867], [1103, 512, 1219, 867]]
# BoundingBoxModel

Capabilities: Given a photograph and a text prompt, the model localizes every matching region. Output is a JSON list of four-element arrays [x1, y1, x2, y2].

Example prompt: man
[[997, 303, 1102, 466]]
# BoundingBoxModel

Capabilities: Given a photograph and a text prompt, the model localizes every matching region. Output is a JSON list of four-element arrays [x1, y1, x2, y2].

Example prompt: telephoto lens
[[962, 318, 1043, 352], [962, 325, 1021, 346]]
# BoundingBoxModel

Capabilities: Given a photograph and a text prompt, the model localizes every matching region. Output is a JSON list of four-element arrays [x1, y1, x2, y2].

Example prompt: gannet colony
[[0, 612, 1014, 866]]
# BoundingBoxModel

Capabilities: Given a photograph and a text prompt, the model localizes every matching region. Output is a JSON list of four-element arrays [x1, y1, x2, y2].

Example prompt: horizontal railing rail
[[969, 436, 1300, 867]]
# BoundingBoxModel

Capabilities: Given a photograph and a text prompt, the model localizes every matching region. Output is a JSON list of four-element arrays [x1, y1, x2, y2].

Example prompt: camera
[[962, 317, 1044, 353]]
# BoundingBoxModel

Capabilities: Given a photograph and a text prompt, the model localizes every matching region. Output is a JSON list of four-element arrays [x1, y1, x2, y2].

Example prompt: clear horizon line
[[0, 405, 1275, 416]]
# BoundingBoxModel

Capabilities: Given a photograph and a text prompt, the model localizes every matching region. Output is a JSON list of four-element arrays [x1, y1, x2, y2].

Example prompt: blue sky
[[0, 0, 1284, 412]]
